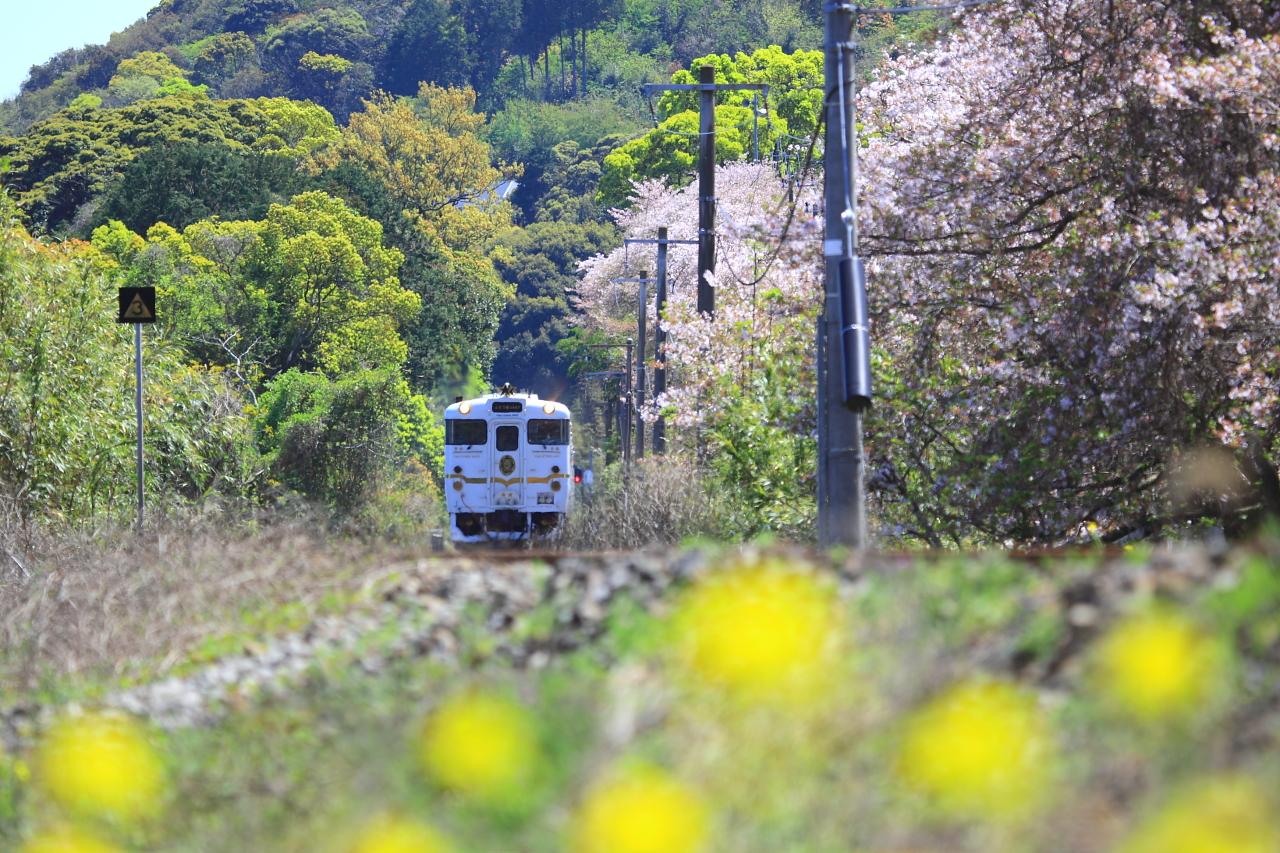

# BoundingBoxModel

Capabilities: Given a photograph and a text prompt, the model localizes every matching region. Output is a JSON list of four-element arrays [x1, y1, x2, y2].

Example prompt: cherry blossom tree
[[579, 0, 1280, 544], [859, 0, 1280, 542]]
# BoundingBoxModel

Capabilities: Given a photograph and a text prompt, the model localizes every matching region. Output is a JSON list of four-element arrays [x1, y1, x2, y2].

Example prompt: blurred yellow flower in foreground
[[1123, 776, 1280, 853], [36, 712, 165, 821], [21, 826, 122, 853], [419, 691, 536, 800], [898, 680, 1054, 820], [572, 765, 709, 853], [1092, 609, 1228, 721], [673, 560, 841, 703], [351, 814, 453, 853]]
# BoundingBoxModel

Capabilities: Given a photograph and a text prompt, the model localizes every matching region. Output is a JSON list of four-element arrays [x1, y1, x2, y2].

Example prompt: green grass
[[7, 544, 1280, 851]]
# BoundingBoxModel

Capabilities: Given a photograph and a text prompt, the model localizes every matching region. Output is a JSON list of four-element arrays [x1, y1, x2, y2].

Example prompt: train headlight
[[452, 480, 463, 491], [550, 480, 561, 492], [542, 402, 556, 414], [458, 402, 472, 415]]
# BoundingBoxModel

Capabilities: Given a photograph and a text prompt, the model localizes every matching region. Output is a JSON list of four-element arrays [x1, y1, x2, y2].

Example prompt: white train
[[444, 386, 572, 544]]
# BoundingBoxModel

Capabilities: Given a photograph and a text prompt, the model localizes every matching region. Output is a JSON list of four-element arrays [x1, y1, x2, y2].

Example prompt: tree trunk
[[543, 49, 551, 100], [559, 33, 566, 99], [581, 28, 588, 96]]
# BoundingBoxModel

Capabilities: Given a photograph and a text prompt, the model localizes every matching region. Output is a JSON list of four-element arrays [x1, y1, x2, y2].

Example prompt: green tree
[[597, 46, 816, 206], [598, 104, 786, 207], [0, 193, 257, 526], [95, 191, 418, 382], [223, 0, 299, 35], [381, 0, 475, 95], [6, 95, 338, 234], [95, 141, 303, 233], [308, 85, 517, 390], [490, 220, 619, 396], [254, 367, 442, 511], [192, 32, 259, 88]]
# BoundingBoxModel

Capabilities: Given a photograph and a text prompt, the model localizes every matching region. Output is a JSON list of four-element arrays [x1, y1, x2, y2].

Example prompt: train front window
[[528, 419, 568, 446], [496, 425, 519, 451], [446, 419, 487, 445]]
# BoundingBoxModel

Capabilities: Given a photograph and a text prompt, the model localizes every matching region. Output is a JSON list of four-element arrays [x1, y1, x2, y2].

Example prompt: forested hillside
[[4, 0, 1275, 546], [0, 0, 939, 532]]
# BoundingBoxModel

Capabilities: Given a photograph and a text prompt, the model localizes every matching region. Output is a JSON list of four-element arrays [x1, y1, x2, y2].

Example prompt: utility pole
[[816, 314, 828, 546], [697, 65, 716, 315], [821, 1, 873, 548], [636, 272, 647, 460], [622, 231, 697, 455], [640, 73, 767, 319], [653, 228, 670, 453], [623, 338, 634, 471], [751, 91, 761, 162]]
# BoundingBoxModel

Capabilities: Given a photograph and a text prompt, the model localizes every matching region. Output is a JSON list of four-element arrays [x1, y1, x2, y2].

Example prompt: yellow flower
[[36, 712, 165, 822], [572, 765, 709, 853], [21, 826, 123, 853], [898, 680, 1054, 820], [1123, 776, 1280, 853], [672, 560, 841, 703], [1093, 609, 1228, 721], [350, 814, 453, 853], [419, 691, 536, 800]]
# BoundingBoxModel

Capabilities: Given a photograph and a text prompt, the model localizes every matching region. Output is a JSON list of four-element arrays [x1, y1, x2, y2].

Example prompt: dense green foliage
[[599, 45, 820, 206], [3, 95, 337, 233], [255, 367, 441, 511], [0, 0, 943, 530], [0, 195, 257, 525], [95, 141, 304, 233], [491, 220, 619, 396]]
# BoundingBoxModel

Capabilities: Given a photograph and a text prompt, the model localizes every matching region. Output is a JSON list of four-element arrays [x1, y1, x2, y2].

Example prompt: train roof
[[444, 390, 569, 417]]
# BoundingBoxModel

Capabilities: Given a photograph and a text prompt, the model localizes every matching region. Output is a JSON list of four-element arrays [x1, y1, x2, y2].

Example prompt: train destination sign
[[117, 287, 156, 324]]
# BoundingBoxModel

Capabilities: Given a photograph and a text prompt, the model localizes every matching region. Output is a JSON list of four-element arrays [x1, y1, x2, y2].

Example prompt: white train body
[[444, 391, 572, 543]]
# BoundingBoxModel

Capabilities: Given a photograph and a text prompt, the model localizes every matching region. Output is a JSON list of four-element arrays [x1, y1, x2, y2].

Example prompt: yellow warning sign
[[124, 294, 152, 320], [117, 287, 157, 324]]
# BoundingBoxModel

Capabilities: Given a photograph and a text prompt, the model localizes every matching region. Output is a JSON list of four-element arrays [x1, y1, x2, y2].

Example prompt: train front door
[[491, 423, 524, 510]]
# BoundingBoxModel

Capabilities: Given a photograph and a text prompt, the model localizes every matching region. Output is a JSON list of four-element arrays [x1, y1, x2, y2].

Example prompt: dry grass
[[0, 509, 418, 698], [562, 456, 729, 550]]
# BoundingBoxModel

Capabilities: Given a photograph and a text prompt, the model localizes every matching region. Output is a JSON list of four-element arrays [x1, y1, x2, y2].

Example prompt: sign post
[[117, 286, 156, 530]]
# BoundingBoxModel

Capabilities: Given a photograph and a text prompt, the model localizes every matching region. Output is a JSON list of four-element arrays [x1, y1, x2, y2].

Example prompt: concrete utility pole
[[820, 1, 873, 548], [622, 230, 698, 454], [640, 74, 767, 319], [697, 65, 717, 316], [653, 228, 670, 452], [636, 272, 648, 460], [623, 338, 634, 471]]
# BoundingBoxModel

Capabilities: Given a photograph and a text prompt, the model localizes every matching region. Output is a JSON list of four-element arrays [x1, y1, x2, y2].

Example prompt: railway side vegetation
[[4, 538, 1280, 849], [0, 0, 1278, 548]]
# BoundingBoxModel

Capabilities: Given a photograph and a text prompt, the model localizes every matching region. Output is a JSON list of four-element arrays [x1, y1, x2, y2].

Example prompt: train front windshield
[[446, 420, 487, 445], [528, 419, 568, 445]]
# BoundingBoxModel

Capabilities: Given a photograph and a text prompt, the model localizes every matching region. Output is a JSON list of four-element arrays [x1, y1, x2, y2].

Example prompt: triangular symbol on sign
[[124, 293, 153, 321]]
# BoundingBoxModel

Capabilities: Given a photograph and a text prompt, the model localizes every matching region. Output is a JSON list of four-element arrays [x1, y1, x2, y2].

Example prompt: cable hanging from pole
[[827, 0, 1001, 13]]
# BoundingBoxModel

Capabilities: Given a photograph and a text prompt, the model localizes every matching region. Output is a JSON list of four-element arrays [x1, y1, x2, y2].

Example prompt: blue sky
[[1, 0, 157, 99]]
